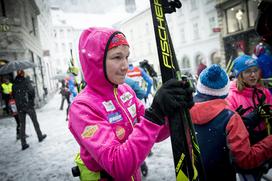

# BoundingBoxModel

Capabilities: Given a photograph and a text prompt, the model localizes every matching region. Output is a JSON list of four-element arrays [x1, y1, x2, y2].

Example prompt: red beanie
[[108, 33, 129, 50]]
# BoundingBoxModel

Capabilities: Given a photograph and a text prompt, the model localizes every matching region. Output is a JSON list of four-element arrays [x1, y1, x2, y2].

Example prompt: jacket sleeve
[[68, 100, 164, 180], [226, 112, 272, 169]]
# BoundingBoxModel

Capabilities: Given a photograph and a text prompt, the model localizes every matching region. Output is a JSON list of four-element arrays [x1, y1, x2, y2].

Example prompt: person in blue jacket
[[127, 64, 153, 99]]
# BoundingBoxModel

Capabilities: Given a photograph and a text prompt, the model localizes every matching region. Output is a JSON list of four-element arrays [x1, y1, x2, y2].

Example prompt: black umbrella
[[0, 60, 37, 75]]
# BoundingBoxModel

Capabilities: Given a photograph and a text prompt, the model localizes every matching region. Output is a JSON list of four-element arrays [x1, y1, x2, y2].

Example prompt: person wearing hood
[[68, 27, 193, 181], [12, 70, 47, 150], [190, 64, 272, 181], [226, 54, 272, 180]]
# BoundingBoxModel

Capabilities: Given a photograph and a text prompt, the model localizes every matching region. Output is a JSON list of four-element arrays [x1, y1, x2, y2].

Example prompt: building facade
[[35, 0, 57, 95], [118, 0, 221, 76], [167, 0, 221, 74], [216, 0, 261, 65], [0, 0, 49, 108], [118, 8, 160, 74]]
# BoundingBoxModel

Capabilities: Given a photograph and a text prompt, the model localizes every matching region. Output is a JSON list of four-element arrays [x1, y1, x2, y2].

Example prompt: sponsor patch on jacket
[[127, 104, 136, 118], [120, 92, 133, 103], [81, 125, 98, 138], [108, 112, 123, 123], [116, 126, 126, 140], [102, 100, 115, 112]]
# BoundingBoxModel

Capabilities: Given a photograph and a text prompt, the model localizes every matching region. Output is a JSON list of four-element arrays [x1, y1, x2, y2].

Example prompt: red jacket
[[190, 98, 272, 170]]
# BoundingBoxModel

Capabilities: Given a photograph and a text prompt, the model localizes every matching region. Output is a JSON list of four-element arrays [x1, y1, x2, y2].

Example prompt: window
[[31, 17, 36, 36], [181, 56, 190, 69], [55, 43, 59, 53], [195, 54, 204, 69], [191, 0, 197, 10], [247, 0, 259, 27], [24, 3, 28, 27], [211, 51, 221, 64], [193, 23, 200, 39], [180, 28, 185, 42], [62, 43, 66, 52], [53, 30, 57, 38], [226, 4, 247, 33], [60, 29, 64, 38], [67, 29, 71, 38], [0, 0, 6, 17], [208, 16, 216, 34]]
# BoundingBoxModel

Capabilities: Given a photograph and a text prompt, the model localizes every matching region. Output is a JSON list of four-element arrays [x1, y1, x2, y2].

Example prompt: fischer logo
[[154, 0, 173, 69]]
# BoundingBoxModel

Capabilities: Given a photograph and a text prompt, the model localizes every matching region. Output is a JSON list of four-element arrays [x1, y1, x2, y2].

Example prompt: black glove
[[242, 110, 260, 130], [144, 79, 194, 125], [257, 104, 272, 119]]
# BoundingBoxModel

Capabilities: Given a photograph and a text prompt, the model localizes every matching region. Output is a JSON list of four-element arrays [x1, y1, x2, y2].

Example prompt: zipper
[[114, 87, 136, 180], [113, 87, 134, 129]]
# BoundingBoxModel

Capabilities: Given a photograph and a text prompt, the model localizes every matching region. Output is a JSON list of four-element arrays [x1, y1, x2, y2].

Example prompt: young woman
[[226, 54, 272, 180], [68, 27, 193, 181]]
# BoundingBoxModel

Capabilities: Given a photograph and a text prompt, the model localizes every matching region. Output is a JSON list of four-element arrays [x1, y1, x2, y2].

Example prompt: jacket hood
[[78, 27, 122, 94], [190, 99, 229, 125]]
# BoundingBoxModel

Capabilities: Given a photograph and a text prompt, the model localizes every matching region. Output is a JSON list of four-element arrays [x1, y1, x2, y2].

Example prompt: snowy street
[[0, 93, 175, 181]]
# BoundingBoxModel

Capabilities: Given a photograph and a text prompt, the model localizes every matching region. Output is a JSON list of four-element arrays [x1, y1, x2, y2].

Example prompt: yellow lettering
[[153, 0, 174, 69], [162, 53, 171, 68], [160, 38, 168, 52]]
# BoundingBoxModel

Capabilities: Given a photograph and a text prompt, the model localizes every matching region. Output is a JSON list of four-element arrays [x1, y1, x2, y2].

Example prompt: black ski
[[149, 0, 205, 180]]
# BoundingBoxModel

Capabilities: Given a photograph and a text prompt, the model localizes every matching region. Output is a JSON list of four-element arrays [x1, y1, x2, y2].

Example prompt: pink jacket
[[226, 80, 272, 132], [68, 27, 169, 181], [226, 80, 272, 114]]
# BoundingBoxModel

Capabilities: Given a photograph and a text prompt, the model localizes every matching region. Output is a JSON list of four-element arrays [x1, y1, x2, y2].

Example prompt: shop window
[[226, 4, 247, 33]]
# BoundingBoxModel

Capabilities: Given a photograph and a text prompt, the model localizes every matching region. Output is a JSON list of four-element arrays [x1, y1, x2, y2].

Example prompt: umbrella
[[51, 73, 69, 80], [0, 60, 37, 75]]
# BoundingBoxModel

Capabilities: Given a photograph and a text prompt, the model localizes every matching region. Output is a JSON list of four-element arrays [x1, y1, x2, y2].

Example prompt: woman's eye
[[114, 56, 121, 60]]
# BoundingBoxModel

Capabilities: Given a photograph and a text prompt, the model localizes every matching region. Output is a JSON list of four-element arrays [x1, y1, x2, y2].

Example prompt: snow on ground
[[0, 94, 175, 181]]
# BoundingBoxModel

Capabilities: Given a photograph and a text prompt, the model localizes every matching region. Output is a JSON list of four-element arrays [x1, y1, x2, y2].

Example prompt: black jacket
[[12, 76, 35, 110]]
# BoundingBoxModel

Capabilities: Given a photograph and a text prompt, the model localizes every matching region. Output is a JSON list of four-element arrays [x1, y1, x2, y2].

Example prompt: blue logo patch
[[108, 112, 123, 124]]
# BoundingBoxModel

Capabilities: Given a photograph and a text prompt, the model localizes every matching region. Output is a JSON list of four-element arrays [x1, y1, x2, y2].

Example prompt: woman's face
[[106, 45, 130, 85], [241, 66, 260, 87]]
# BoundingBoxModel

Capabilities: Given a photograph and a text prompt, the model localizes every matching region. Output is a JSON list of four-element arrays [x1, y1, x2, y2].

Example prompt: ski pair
[[149, 0, 205, 180]]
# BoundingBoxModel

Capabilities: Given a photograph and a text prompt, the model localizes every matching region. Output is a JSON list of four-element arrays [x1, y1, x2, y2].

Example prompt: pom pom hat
[[197, 64, 230, 97], [233, 55, 258, 77]]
